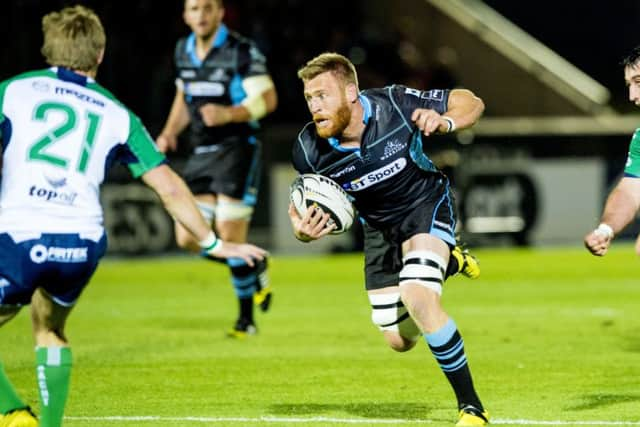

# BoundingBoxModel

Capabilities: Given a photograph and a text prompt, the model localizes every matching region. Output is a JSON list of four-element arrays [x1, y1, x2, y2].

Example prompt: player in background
[[156, 0, 278, 338], [585, 45, 640, 256], [0, 6, 266, 426], [289, 53, 488, 426]]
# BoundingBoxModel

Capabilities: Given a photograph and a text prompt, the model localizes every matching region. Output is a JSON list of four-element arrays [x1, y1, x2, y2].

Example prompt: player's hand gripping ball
[[290, 174, 355, 235]]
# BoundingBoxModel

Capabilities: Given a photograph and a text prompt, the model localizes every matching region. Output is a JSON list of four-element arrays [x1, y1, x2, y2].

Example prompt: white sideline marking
[[66, 416, 427, 424], [65, 416, 640, 425], [493, 421, 640, 426]]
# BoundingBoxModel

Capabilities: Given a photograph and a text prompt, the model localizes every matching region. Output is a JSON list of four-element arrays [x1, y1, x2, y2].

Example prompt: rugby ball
[[290, 174, 355, 234]]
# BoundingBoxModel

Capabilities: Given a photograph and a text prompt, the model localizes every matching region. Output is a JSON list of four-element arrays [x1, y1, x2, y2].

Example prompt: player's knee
[[0, 306, 21, 326], [398, 250, 446, 296], [383, 331, 418, 352], [369, 291, 421, 347], [216, 201, 253, 222]]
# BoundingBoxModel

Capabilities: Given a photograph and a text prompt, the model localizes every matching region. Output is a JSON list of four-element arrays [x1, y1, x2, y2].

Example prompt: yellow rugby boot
[[0, 408, 38, 427], [456, 404, 489, 426], [451, 246, 480, 279]]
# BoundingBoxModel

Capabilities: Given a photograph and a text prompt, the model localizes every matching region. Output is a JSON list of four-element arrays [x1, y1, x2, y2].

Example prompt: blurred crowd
[[0, 0, 459, 134]]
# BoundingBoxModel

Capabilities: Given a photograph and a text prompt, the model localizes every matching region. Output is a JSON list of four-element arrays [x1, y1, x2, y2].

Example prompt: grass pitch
[[3, 244, 640, 426]]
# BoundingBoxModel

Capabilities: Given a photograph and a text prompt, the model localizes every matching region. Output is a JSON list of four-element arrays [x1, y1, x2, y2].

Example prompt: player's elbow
[[264, 87, 278, 114]]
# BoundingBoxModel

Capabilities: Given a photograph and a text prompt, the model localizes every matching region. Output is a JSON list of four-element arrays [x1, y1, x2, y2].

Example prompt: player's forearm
[[443, 89, 485, 131], [161, 91, 190, 137], [142, 165, 210, 241], [599, 181, 640, 235]]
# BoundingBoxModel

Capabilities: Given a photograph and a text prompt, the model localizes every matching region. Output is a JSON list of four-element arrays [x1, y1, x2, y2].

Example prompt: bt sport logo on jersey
[[343, 158, 407, 192]]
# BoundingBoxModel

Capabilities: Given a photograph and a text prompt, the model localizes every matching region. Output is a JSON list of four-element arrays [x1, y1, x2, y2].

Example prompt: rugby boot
[[456, 404, 489, 426]]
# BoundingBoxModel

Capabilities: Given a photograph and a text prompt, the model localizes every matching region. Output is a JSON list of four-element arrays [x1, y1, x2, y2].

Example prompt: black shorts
[[182, 140, 261, 204], [363, 185, 457, 290]]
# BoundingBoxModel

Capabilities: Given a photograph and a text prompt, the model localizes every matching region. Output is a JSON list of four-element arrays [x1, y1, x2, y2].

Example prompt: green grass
[[3, 244, 640, 426]]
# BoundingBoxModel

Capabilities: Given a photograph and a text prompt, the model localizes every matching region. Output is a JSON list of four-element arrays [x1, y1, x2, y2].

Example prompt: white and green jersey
[[0, 67, 165, 236], [624, 128, 640, 177]]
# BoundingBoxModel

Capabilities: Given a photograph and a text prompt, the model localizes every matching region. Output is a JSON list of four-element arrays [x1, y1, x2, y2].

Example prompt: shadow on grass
[[269, 402, 437, 420], [567, 393, 640, 410]]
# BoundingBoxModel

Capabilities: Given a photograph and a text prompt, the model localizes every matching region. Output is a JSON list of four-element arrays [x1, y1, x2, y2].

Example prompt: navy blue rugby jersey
[[174, 24, 269, 147], [292, 85, 451, 228]]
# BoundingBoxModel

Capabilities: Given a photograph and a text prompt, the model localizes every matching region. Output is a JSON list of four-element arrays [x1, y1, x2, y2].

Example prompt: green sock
[[35, 347, 72, 427], [0, 360, 27, 414]]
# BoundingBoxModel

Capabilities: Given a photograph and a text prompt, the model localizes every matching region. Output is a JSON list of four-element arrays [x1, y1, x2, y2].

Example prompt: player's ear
[[345, 82, 358, 103], [96, 48, 104, 67]]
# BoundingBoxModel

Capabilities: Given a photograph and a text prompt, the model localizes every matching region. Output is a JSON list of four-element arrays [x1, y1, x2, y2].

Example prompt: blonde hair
[[41, 5, 106, 72], [297, 52, 359, 88]]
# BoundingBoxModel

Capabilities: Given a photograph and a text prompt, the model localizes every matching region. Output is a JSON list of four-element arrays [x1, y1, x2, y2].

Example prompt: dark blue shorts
[[183, 139, 261, 205], [0, 232, 107, 307], [363, 184, 457, 290]]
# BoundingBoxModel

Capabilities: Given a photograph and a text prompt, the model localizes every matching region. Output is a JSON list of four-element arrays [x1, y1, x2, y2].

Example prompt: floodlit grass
[[3, 244, 640, 426]]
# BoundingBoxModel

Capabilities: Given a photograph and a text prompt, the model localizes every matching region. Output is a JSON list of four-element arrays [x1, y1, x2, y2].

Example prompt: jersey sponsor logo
[[380, 139, 407, 160], [329, 165, 356, 178], [30, 244, 88, 264], [180, 70, 197, 79], [32, 80, 50, 92], [29, 184, 78, 205], [422, 89, 444, 101], [54, 86, 105, 107], [184, 81, 225, 97], [343, 158, 407, 192], [405, 87, 445, 101]]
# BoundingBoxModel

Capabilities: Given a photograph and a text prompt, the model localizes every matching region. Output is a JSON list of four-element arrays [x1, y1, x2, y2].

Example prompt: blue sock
[[425, 318, 483, 410], [227, 258, 260, 321]]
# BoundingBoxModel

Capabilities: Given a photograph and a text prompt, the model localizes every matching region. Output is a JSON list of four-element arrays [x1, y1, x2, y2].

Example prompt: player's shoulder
[[293, 122, 320, 157], [292, 122, 319, 172], [225, 29, 257, 48], [1, 68, 56, 88], [296, 122, 318, 144], [362, 85, 409, 104]]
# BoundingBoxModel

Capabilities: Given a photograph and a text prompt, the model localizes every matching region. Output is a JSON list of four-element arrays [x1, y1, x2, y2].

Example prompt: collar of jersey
[[52, 67, 94, 86], [186, 24, 229, 67], [327, 94, 372, 153]]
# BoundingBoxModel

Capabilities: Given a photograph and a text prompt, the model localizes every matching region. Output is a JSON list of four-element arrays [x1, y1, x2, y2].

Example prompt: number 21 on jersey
[[29, 101, 102, 174]]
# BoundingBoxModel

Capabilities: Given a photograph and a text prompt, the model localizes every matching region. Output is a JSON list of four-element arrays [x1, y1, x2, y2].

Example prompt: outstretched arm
[[142, 164, 267, 264], [411, 88, 484, 136], [584, 177, 640, 256]]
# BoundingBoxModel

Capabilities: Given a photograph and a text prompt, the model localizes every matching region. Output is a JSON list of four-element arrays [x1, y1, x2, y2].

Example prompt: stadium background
[[2, 0, 640, 254], [3, 2, 640, 426]]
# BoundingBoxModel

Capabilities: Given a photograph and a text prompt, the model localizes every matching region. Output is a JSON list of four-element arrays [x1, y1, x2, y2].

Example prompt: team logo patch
[[30, 244, 88, 264], [380, 139, 407, 160], [343, 158, 407, 192], [208, 69, 227, 81]]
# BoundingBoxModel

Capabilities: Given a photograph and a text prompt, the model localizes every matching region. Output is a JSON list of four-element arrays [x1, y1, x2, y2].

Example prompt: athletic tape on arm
[[241, 75, 274, 120]]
